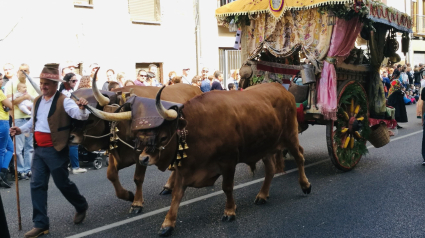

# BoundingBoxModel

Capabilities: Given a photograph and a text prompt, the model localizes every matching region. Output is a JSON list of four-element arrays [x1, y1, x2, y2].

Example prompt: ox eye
[[160, 136, 167, 142]]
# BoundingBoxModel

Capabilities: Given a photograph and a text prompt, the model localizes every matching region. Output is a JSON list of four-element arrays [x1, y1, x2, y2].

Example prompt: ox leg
[[159, 170, 186, 237], [254, 156, 275, 205], [160, 171, 175, 195], [221, 166, 237, 222], [129, 162, 146, 214], [288, 144, 311, 194], [106, 154, 135, 203]]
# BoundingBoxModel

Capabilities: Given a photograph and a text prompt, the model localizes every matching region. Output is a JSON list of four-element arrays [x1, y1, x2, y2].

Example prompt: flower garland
[[365, 0, 412, 31], [317, 1, 375, 31]]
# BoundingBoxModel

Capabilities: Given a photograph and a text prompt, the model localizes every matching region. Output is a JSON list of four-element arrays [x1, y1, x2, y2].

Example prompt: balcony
[[414, 15, 425, 36]]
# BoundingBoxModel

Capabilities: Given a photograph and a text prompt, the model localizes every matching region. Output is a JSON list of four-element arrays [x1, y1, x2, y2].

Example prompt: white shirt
[[61, 89, 74, 98], [182, 75, 191, 85], [20, 92, 89, 134]]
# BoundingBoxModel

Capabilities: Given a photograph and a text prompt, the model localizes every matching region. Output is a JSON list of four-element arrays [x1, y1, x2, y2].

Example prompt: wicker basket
[[368, 122, 390, 148]]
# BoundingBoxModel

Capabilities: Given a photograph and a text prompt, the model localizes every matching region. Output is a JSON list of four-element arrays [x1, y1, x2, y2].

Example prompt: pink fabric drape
[[317, 17, 363, 120]]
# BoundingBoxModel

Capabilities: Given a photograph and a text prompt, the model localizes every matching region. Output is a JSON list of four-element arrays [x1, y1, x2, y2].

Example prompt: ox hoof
[[254, 197, 267, 205], [127, 191, 135, 202], [159, 188, 172, 195], [158, 227, 174, 237], [221, 215, 236, 222], [129, 205, 143, 214], [302, 185, 312, 195]]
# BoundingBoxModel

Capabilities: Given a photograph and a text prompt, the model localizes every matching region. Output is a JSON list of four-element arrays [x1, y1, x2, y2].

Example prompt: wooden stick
[[11, 81, 22, 230]]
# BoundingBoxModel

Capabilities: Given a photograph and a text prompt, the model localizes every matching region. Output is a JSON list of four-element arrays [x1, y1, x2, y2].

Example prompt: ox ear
[[178, 118, 187, 130]]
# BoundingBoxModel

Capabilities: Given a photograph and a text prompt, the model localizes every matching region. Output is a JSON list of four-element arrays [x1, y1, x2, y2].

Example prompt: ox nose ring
[[140, 156, 150, 166]]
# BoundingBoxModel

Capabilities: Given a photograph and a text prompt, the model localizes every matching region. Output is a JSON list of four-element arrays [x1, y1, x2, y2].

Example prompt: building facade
[[0, 0, 236, 85]]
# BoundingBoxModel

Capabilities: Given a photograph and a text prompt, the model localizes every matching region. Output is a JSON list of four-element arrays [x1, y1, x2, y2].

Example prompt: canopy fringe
[[216, 0, 353, 21]]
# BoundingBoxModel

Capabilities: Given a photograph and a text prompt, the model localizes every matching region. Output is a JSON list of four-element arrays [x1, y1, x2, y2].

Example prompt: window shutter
[[129, 0, 158, 22], [74, 0, 91, 5]]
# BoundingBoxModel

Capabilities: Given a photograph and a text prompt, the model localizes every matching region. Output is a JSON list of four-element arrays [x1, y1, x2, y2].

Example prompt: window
[[129, 0, 161, 23], [219, 48, 242, 88], [73, 0, 93, 8], [220, 0, 237, 6]]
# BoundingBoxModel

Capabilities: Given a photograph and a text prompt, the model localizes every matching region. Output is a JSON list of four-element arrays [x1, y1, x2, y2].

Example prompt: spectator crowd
[[0, 62, 241, 190], [381, 63, 425, 130]]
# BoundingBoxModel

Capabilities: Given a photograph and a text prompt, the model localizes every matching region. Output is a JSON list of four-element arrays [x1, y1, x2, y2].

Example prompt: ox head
[[69, 68, 131, 151], [239, 62, 253, 90], [133, 86, 185, 171]]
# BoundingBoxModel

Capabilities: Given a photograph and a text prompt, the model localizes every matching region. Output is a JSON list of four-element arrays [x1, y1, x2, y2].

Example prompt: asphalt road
[[2, 104, 425, 238]]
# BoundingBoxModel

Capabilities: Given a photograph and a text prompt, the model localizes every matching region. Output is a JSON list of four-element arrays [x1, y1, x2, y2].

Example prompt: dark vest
[[33, 92, 71, 151]]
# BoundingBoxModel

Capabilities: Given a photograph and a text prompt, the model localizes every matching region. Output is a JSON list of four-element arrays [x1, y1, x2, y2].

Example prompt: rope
[[117, 136, 140, 151], [84, 133, 111, 139]]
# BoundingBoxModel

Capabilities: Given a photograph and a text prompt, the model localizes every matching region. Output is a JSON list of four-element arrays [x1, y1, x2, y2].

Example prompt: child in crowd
[[13, 83, 33, 116]]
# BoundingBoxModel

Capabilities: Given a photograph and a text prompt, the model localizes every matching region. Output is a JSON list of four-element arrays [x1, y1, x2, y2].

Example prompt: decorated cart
[[216, 0, 413, 171]]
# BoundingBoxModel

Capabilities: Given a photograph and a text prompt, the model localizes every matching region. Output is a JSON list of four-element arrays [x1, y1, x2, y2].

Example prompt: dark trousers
[[0, 192, 10, 238], [31, 146, 87, 229], [423, 114, 425, 161]]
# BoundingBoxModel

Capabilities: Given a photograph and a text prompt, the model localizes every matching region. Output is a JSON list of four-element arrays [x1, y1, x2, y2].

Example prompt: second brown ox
[[133, 83, 311, 236], [70, 73, 202, 213]]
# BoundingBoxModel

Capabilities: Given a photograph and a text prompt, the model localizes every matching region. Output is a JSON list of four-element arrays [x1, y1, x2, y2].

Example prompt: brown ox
[[133, 83, 311, 236], [70, 80, 202, 213]]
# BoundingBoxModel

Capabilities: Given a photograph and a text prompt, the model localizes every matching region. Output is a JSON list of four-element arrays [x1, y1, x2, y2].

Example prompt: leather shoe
[[24, 227, 49, 238], [74, 205, 88, 224]]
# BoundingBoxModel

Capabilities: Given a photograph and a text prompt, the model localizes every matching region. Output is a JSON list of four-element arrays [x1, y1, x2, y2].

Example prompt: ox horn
[[86, 105, 131, 121], [155, 86, 178, 120], [92, 68, 110, 107]]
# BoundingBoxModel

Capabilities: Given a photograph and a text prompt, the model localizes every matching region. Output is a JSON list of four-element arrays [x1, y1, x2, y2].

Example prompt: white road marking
[[67, 129, 424, 238]]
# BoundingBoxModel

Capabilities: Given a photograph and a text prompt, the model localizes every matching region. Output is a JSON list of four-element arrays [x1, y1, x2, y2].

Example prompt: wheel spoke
[[326, 81, 369, 171]]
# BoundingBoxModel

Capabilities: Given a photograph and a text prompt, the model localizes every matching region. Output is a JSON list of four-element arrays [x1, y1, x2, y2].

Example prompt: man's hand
[[76, 98, 89, 110], [10, 127, 21, 136]]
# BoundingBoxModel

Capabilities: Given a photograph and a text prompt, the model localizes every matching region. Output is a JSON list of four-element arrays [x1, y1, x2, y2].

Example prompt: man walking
[[5, 63, 38, 180], [10, 63, 90, 238]]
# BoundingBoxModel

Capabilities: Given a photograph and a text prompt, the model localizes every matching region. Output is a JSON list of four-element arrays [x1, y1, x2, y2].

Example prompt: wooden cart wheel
[[326, 80, 369, 171]]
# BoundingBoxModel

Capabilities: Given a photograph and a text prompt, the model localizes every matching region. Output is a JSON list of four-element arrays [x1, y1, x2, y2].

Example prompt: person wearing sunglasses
[[59, 73, 87, 175], [134, 70, 147, 86]]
